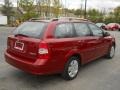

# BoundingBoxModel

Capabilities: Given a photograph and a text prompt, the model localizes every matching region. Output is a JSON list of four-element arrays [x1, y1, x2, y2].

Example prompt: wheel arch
[[112, 42, 116, 48], [65, 53, 82, 66]]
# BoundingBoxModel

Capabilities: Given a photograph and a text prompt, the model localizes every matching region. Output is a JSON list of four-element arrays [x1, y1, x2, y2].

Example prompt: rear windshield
[[13, 22, 47, 38]]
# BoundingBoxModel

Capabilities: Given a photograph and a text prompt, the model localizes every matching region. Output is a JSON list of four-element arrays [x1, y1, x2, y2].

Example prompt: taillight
[[39, 48, 48, 54], [38, 41, 49, 59]]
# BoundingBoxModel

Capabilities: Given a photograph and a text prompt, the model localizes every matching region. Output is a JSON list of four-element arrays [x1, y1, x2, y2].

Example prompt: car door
[[88, 23, 109, 58], [47, 23, 77, 70], [73, 22, 100, 64]]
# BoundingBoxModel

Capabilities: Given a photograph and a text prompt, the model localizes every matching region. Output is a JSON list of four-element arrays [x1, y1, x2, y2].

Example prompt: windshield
[[13, 22, 47, 38], [96, 23, 105, 27]]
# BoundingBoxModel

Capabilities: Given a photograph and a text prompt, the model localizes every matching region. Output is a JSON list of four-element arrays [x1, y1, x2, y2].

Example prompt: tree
[[74, 9, 84, 17], [18, 0, 38, 21], [74, 9, 81, 16], [87, 9, 104, 22], [104, 6, 120, 24], [52, 0, 62, 18], [1, 0, 14, 24], [113, 6, 120, 23], [43, 0, 51, 17], [36, 0, 43, 16]]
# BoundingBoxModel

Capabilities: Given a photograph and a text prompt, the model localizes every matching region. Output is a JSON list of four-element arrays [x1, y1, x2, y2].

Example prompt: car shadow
[[9, 57, 110, 87], [81, 57, 106, 69], [10, 70, 65, 88]]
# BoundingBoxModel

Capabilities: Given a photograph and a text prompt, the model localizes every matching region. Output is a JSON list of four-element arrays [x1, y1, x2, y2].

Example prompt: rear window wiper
[[15, 34, 29, 37]]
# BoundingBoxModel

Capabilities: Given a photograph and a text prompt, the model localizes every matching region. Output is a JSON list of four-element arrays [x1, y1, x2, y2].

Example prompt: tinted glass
[[88, 24, 103, 36], [74, 23, 91, 36], [13, 22, 47, 38], [55, 23, 74, 38]]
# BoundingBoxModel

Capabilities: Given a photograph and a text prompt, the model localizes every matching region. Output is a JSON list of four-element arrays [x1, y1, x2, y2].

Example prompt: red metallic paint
[[5, 20, 115, 75]]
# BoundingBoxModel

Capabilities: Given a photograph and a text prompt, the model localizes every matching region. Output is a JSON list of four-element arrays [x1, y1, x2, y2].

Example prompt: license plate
[[14, 41, 24, 51]]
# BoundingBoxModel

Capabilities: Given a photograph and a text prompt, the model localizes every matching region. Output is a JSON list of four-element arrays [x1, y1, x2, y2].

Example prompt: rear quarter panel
[[44, 38, 80, 72]]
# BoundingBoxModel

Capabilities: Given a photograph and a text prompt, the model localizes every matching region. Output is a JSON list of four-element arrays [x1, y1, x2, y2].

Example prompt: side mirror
[[104, 32, 110, 37], [101, 26, 105, 29]]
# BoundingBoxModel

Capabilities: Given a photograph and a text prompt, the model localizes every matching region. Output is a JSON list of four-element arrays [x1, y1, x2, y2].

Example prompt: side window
[[88, 24, 103, 37], [74, 23, 91, 37], [55, 23, 74, 38]]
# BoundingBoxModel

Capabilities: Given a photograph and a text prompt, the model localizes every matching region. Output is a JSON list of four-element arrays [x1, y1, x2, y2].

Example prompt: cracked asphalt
[[0, 27, 120, 90]]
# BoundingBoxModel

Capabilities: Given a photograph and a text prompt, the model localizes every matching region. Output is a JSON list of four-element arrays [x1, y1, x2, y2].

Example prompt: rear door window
[[55, 23, 74, 38], [13, 22, 47, 38], [74, 23, 91, 37]]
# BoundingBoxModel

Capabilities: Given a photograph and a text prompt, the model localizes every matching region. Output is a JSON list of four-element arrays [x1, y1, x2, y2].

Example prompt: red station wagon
[[5, 17, 116, 80]]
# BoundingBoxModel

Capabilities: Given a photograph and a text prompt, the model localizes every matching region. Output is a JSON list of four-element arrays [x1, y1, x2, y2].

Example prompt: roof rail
[[51, 18, 59, 21], [29, 18, 59, 22], [29, 17, 51, 21], [74, 18, 89, 21], [29, 17, 89, 22], [29, 18, 42, 21], [58, 17, 89, 21]]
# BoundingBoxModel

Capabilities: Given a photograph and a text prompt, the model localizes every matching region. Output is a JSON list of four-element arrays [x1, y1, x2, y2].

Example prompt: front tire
[[106, 45, 115, 59], [62, 56, 80, 80]]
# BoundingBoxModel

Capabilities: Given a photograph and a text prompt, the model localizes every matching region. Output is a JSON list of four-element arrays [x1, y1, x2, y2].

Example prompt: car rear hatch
[[7, 21, 48, 62]]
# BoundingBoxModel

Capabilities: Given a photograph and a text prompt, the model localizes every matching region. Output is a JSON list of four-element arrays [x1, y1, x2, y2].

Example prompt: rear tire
[[106, 45, 115, 59], [62, 56, 80, 80]]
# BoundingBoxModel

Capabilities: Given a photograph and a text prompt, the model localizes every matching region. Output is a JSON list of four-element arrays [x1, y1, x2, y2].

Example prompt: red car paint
[[5, 19, 115, 75], [107, 23, 119, 31]]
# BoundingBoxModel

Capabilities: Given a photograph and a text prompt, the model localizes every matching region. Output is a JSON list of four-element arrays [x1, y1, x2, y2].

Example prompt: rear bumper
[[5, 51, 60, 75]]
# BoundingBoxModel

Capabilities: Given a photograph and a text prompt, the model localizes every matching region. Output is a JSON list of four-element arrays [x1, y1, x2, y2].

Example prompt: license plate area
[[14, 41, 24, 51]]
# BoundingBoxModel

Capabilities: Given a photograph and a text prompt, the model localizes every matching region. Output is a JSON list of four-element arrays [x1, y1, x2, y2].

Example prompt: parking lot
[[0, 27, 120, 90]]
